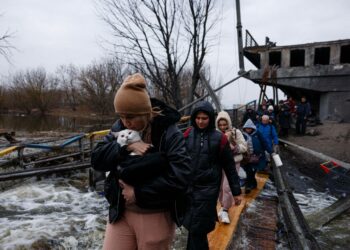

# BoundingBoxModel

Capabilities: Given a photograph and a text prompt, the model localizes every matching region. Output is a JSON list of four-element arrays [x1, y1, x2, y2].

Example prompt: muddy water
[[281, 147, 350, 249]]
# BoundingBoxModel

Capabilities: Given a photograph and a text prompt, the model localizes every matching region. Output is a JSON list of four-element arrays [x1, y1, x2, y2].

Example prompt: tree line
[[1, 0, 220, 116], [0, 57, 210, 116]]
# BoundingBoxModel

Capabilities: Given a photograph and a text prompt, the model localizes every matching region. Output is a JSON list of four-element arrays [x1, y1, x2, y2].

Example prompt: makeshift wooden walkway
[[208, 173, 270, 250]]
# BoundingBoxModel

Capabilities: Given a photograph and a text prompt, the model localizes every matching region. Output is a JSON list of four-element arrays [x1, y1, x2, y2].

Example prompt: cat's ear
[[111, 131, 119, 138]]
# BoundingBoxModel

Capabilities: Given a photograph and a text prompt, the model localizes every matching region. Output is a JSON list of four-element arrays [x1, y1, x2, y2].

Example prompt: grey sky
[[1, 0, 349, 108]]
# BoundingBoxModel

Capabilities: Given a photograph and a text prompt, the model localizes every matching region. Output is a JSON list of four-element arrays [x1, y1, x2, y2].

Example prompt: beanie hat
[[114, 73, 152, 114], [268, 105, 274, 111]]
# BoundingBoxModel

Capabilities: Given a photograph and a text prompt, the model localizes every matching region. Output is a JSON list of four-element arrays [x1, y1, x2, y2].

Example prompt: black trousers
[[187, 232, 209, 250], [296, 117, 307, 134], [242, 164, 257, 189], [279, 127, 289, 137]]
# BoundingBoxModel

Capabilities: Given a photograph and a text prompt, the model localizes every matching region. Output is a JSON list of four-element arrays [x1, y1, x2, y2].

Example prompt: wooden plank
[[0, 162, 91, 181], [306, 195, 350, 229], [208, 173, 269, 249]]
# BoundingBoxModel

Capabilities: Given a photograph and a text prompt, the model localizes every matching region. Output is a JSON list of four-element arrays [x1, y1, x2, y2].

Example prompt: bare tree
[[0, 15, 15, 62], [10, 72, 34, 114], [79, 58, 126, 115], [98, 0, 217, 110], [0, 84, 9, 112], [183, 0, 217, 107], [9, 68, 59, 114], [56, 64, 81, 111]]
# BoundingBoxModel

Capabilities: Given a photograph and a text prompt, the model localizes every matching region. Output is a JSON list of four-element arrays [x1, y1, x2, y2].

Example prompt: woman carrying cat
[[91, 73, 191, 250]]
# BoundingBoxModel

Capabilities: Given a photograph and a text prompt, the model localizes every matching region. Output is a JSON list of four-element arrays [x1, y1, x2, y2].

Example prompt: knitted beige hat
[[114, 73, 152, 114]]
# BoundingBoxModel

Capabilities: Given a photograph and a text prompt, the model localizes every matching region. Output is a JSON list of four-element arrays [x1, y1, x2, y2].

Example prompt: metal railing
[[0, 130, 110, 186], [245, 29, 259, 48]]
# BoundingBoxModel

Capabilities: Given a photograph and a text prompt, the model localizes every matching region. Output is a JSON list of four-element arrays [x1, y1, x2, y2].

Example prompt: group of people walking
[[91, 73, 281, 250], [243, 96, 312, 138]]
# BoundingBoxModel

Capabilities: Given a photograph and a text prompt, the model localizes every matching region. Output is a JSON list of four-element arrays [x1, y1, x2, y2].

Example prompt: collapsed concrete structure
[[243, 36, 350, 122]]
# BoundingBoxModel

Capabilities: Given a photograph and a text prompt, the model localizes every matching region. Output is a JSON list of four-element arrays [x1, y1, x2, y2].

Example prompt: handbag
[[249, 153, 260, 164]]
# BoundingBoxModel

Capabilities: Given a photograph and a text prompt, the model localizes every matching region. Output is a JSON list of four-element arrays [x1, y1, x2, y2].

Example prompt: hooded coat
[[242, 119, 271, 171], [183, 101, 241, 234], [91, 98, 192, 225], [215, 111, 247, 163]]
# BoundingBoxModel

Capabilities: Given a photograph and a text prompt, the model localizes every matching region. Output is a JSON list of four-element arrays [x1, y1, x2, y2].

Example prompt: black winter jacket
[[91, 98, 192, 225], [183, 101, 241, 234]]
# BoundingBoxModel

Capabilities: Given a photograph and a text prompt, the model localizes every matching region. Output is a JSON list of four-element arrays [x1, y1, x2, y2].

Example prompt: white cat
[[112, 129, 142, 155]]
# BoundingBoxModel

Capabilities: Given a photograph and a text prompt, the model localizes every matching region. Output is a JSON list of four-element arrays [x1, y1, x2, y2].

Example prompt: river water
[[0, 172, 107, 249], [0, 171, 190, 250], [0, 114, 114, 133], [282, 147, 350, 249]]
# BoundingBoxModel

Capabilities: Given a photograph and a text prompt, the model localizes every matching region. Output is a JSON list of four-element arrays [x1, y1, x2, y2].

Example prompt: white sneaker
[[220, 211, 230, 224], [238, 167, 247, 179], [218, 207, 224, 218]]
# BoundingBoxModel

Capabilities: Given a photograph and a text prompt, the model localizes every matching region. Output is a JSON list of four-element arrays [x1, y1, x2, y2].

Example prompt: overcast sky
[[1, 0, 349, 108]]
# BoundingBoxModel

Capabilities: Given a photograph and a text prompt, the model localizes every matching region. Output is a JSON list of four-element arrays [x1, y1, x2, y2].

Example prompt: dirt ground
[[284, 121, 350, 163]]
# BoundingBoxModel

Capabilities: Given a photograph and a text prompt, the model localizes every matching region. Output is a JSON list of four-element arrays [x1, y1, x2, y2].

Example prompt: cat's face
[[114, 129, 141, 146]]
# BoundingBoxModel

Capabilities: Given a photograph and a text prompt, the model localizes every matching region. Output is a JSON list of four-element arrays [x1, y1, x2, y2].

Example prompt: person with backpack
[[91, 73, 192, 250], [242, 119, 271, 193], [183, 101, 242, 250], [215, 111, 247, 224]]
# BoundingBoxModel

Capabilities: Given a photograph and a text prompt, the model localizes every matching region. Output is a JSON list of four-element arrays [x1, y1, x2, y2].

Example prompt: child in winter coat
[[242, 119, 271, 193], [215, 111, 247, 224]]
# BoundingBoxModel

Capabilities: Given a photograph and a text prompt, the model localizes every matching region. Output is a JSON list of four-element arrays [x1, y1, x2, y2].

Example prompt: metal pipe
[[179, 71, 250, 112], [279, 138, 350, 169], [235, 0, 245, 74]]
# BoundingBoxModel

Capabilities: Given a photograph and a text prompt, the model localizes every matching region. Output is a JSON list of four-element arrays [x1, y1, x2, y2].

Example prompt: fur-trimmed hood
[[215, 111, 232, 130]]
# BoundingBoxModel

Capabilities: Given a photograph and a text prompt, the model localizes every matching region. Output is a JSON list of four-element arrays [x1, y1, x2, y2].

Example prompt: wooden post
[[89, 135, 95, 189], [18, 147, 24, 168], [79, 138, 84, 162]]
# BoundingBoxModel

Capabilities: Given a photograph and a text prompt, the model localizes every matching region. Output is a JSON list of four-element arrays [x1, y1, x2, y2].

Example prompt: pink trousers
[[219, 162, 240, 210], [103, 210, 175, 250]]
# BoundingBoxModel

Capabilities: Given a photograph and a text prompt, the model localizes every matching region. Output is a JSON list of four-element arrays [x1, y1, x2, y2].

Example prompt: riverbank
[[282, 121, 350, 163], [47, 107, 113, 120]]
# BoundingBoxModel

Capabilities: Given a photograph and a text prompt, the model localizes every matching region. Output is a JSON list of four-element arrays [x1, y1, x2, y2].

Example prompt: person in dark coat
[[91, 73, 191, 250], [183, 101, 242, 250], [295, 96, 311, 135], [278, 101, 291, 137], [242, 106, 258, 125]]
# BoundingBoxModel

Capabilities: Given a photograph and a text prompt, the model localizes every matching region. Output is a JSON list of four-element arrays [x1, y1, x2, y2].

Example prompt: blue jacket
[[296, 101, 311, 118], [243, 119, 271, 171], [257, 123, 278, 151]]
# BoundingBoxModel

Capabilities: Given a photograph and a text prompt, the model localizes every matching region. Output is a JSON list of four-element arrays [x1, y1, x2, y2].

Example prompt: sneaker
[[238, 168, 247, 179], [218, 207, 224, 218], [220, 211, 230, 224]]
